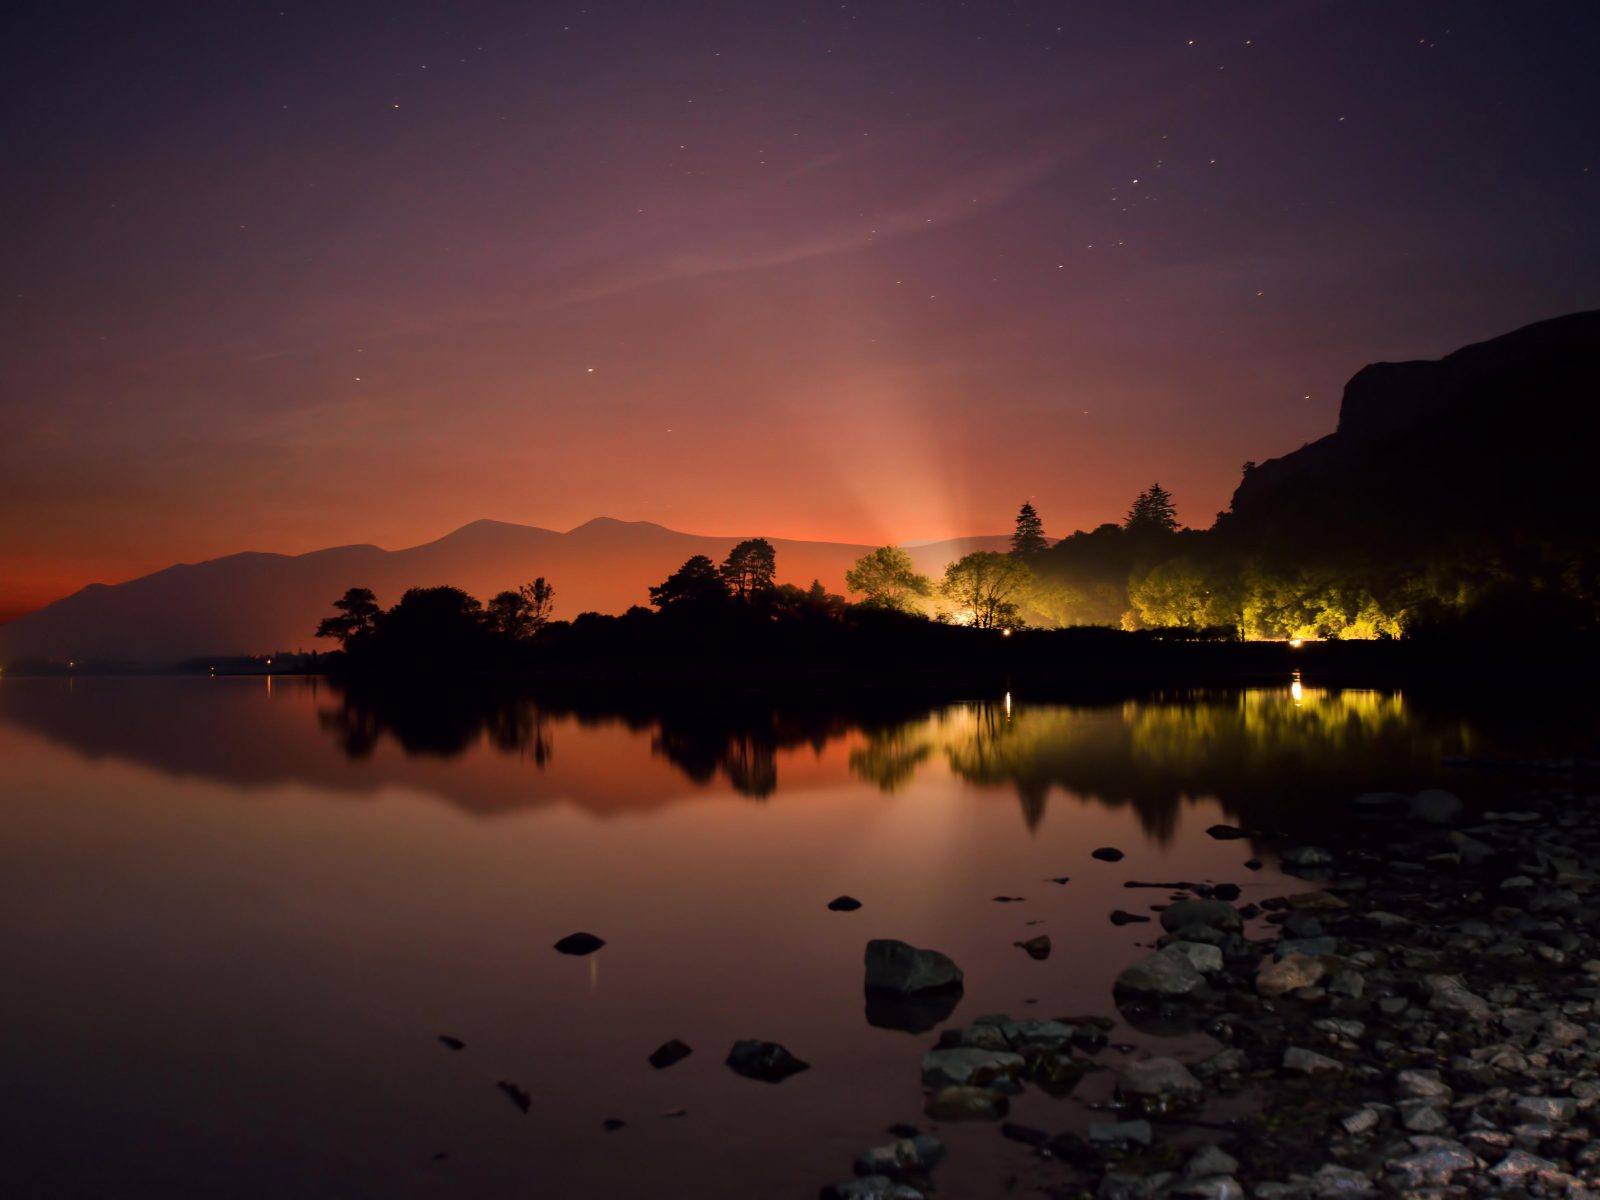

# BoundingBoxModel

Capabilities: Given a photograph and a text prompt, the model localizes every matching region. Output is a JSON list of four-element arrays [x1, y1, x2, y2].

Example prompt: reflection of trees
[[317, 684, 551, 766], [845, 687, 1466, 842]]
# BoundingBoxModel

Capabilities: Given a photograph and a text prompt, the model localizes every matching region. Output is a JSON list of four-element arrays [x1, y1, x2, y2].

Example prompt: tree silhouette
[[719, 538, 777, 600], [487, 590, 535, 640], [1010, 502, 1048, 558], [845, 546, 932, 613], [649, 555, 729, 609], [940, 552, 1032, 629], [1125, 483, 1179, 534], [520, 577, 555, 630], [315, 587, 381, 648]]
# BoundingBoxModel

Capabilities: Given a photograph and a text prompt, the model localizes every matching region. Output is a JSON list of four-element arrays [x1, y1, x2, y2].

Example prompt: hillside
[[1222, 309, 1600, 556], [0, 518, 1011, 664]]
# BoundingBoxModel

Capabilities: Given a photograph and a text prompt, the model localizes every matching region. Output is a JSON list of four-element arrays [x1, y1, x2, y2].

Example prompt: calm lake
[[0, 675, 1583, 1197]]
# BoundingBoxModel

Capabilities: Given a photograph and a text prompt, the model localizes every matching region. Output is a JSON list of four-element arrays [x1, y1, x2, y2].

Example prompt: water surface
[[0, 676, 1571, 1197]]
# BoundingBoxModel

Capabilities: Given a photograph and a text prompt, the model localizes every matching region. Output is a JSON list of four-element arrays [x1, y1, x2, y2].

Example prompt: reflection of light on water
[[265, 674, 272, 696], [590, 955, 599, 994], [1004, 691, 1012, 719], [1290, 672, 1303, 704]]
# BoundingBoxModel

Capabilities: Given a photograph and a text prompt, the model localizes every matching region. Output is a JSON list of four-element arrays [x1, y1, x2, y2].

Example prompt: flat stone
[[853, 1135, 945, 1180], [1116, 945, 1206, 996], [1283, 1046, 1342, 1075], [1088, 1119, 1153, 1146], [919, 1047, 1024, 1088], [1117, 1057, 1204, 1114], [865, 939, 964, 995]]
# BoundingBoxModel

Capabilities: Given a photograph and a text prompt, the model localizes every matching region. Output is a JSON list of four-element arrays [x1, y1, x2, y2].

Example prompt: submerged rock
[[1014, 935, 1051, 960], [553, 932, 605, 955], [496, 1080, 530, 1113], [864, 939, 964, 995], [437, 1034, 465, 1050], [1110, 909, 1151, 925], [853, 1134, 945, 1180], [1257, 952, 1325, 997], [725, 1039, 810, 1083], [920, 1047, 1025, 1088], [648, 1038, 692, 1069], [923, 1085, 1008, 1121], [1160, 898, 1242, 934], [1116, 1057, 1204, 1115]]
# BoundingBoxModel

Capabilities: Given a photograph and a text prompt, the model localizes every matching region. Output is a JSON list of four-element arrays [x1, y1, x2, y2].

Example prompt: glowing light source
[[1288, 638, 1304, 648]]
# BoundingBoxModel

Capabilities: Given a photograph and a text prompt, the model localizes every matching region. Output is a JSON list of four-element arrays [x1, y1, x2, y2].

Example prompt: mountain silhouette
[[1223, 309, 1600, 555], [0, 519, 1012, 663]]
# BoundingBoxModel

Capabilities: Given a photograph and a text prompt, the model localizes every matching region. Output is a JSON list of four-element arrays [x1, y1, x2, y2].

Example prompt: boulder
[[865, 940, 964, 995], [648, 1039, 692, 1069], [1115, 945, 1206, 996], [725, 1040, 809, 1082], [1116, 1057, 1204, 1114], [919, 1047, 1025, 1088], [1257, 952, 1325, 997], [853, 1135, 945, 1179]]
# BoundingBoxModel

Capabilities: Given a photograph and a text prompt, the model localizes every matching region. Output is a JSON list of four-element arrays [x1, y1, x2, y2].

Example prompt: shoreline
[[822, 764, 1600, 1199]]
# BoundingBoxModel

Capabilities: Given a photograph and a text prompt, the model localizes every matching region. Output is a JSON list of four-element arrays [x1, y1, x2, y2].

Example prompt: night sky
[[3, 1, 1597, 622]]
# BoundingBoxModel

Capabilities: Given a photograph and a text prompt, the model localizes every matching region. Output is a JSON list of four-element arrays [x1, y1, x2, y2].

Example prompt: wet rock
[[1282, 1046, 1342, 1075], [829, 895, 863, 911], [1167, 941, 1224, 973], [1116, 1056, 1204, 1114], [437, 1035, 465, 1050], [602, 1117, 626, 1132], [1311, 1163, 1376, 1195], [853, 1135, 945, 1180], [1489, 1149, 1564, 1184], [920, 1047, 1025, 1088], [496, 1080, 530, 1113], [923, 1085, 1008, 1121], [1048, 876, 1072, 885], [1110, 909, 1151, 925], [1394, 1069, 1451, 1100], [1172, 1178, 1244, 1200], [864, 940, 964, 995], [1398, 1100, 1448, 1133], [1513, 1094, 1577, 1122], [865, 990, 962, 1034], [1257, 952, 1326, 997], [1116, 945, 1206, 996], [992, 895, 1025, 903], [1386, 1142, 1479, 1187], [1275, 936, 1336, 959], [1186, 1146, 1240, 1178], [1014, 935, 1051, 960], [1425, 974, 1492, 1021], [1211, 883, 1242, 902], [1161, 898, 1243, 934], [725, 1040, 810, 1083], [1284, 890, 1347, 911], [1408, 789, 1463, 825], [1088, 1118, 1153, 1147], [1092, 847, 1126, 862], [553, 932, 605, 955], [648, 1038, 692, 1069], [1342, 1108, 1381, 1135]]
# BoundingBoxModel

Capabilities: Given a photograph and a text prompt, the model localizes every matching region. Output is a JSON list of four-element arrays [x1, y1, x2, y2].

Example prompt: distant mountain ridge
[[0, 518, 1014, 664]]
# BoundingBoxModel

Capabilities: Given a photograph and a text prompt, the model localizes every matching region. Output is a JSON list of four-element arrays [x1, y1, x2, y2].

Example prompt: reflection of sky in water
[[0, 676, 1583, 1197]]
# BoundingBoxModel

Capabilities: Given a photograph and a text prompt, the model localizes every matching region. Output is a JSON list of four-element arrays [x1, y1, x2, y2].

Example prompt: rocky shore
[[824, 776, 1600, 1199]]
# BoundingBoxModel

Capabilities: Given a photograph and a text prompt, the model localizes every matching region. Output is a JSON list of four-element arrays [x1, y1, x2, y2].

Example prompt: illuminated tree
[[940, 551, 1033, 628], [845, 546, 932, 613], [1125, 484, 1179, 534], [1010, 502, 1049, 559], [315, 587, 381, 648], [719, 538, 777, 600], [649, 555, 729, 609]]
